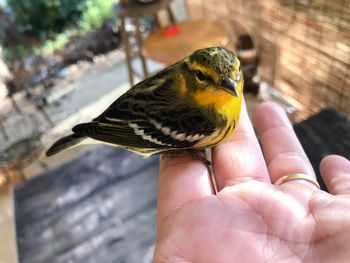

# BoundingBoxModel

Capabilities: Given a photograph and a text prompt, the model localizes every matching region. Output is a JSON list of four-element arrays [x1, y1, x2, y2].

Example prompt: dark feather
[[46, 134, 86, 156]]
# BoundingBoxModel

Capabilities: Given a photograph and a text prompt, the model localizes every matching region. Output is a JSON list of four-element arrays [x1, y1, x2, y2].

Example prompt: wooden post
[[120, 15, 135, 87], [135, 18, 149, 78]]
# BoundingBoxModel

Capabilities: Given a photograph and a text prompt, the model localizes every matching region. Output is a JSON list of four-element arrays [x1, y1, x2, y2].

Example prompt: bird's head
[[180, 47, 244, 115]]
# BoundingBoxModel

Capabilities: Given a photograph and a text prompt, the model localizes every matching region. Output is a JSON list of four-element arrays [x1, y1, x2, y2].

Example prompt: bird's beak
[[220, 77, 239, 97]]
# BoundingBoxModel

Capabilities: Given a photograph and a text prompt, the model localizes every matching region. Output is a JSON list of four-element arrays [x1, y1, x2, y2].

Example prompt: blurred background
[[0, 0, 349, 262]]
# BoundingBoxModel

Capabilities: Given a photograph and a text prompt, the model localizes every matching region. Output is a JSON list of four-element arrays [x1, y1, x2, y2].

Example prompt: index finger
[[157, 156, 214, 224], [212, 99, 270, 191]]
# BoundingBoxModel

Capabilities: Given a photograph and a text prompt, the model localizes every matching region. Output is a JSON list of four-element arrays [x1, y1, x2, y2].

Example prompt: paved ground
[[15, 146, 159, 263]]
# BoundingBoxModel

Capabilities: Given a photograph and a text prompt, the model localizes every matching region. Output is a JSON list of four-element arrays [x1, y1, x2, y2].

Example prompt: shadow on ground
[[15, 146, 159, 263]]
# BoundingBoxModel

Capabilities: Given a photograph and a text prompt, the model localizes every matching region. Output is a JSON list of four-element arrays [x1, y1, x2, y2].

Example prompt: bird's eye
[[195, 70, 206, 81]]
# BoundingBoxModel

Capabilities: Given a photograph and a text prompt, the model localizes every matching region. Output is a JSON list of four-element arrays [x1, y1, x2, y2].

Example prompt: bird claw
[[162, 149, 211, 166]]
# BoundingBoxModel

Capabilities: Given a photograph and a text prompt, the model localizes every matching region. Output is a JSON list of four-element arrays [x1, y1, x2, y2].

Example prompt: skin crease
[[154, 101, 350, 263]]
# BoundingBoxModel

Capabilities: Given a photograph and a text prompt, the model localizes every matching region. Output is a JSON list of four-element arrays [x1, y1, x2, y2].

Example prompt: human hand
[[154, 101, 350, 263]]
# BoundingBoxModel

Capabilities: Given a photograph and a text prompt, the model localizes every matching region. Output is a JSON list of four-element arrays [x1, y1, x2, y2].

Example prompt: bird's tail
[[46, 133, 86, 157]]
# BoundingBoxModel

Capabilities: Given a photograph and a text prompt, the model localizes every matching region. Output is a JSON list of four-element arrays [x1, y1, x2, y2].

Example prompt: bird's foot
[[162, 149, 211, 166]]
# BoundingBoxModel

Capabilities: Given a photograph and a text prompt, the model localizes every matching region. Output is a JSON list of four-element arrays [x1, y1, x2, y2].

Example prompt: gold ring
[[274, 173, 320, 189]]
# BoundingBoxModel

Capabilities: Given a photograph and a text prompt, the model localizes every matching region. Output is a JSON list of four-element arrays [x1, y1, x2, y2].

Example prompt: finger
[[320, 155, 350, 195], [157, 156, 213, 223], [254, 102, 317, 189], [212, 99, 269, 191]]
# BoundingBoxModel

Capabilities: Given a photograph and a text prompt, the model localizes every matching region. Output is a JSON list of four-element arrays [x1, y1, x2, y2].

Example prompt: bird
[[46, 47, 244, 163]]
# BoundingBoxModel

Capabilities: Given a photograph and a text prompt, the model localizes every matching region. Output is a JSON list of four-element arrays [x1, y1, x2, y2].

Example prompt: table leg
[[120, 15, 134, 87], [167, 6, 176, 24], [135, 18, 149, 78], [154, 13, 162, 29]]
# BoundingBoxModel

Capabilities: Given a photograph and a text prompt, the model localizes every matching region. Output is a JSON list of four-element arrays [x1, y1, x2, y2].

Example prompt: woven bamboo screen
[[186, 0, 350, 120]]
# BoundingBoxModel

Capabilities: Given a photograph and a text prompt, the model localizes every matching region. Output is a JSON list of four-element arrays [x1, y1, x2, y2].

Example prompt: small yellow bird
[[46, 47, 244, 162]]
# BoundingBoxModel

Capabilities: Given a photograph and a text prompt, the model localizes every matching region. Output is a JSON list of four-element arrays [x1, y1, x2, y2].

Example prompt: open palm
[[154, 102, 350, 263]]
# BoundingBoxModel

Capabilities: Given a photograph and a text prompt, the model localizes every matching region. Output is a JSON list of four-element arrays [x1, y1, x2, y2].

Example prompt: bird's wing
[[72, 74, 219, 153]]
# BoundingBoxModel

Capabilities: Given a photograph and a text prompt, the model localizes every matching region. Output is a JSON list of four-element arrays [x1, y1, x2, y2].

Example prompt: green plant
[[33, 0, 115, 55], [7, 0, 87, 39], [33, 30, 73, 55], [80, 0, 115, 33], [3, 45, 29, 62], [4, 0, 116, 60]]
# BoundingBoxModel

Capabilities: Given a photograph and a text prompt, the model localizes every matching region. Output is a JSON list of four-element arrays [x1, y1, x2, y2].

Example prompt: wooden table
[[143, 20, 229, 65]]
